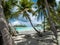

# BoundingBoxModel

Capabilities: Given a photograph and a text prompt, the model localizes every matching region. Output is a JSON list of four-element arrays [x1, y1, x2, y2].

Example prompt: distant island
[[14, 24, 42, 27], [14, 25, 27, 27]]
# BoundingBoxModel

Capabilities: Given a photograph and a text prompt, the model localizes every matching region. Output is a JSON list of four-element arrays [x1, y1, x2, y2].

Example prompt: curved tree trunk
[[45, 0, 57, 39], [0, 0, 14, 45], [43, 15, 45, 32], [27, 15, 43, 37], [44, 0, 58, 45]]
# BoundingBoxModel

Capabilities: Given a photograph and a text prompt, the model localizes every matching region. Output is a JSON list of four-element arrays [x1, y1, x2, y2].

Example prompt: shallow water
[[15, 27, 43, 31]]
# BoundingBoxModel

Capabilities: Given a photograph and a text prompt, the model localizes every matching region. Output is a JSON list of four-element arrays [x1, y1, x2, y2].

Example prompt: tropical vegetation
[[0, 0, 60, 45]]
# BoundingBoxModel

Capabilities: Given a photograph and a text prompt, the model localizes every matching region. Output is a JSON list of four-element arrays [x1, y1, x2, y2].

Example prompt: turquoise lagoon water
[[15, 27, 43, 32]]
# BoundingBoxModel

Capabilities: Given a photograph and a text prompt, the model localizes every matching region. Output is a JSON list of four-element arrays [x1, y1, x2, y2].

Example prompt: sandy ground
[[12, 31, 60, 45]]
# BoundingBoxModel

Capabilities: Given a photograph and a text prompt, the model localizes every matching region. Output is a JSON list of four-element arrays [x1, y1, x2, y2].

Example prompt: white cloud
[[11, 20, 21, 26]]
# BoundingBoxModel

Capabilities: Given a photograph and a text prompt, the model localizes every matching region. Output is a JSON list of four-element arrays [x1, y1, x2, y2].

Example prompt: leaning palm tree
[[45, 0, 57, 34], [12, 0, 42, 36], [37, 0, 59, 45], [24, 11, 42, 36], [45, 0, 59, 45], [0, 0, 14, 45], [37, 0, 57, 38]]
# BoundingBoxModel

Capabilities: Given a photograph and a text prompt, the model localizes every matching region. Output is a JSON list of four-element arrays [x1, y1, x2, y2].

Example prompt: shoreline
[[17, 30, 37, 34], [16, 29, 43, 35]]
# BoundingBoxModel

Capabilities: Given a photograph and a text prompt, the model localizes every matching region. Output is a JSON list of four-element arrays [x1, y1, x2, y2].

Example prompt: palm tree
[[37, 0, 57, 38], [50, 0, 60, 19], [44, 0, 58, 45], [0, 0, 14, 45], [12, 0, 42, 36], [26, 12, 43, 36], [37, 0, 59, 44], [2, 0, 18, 35], [44, 16, 45, 32], [45, 0, 57, 33]]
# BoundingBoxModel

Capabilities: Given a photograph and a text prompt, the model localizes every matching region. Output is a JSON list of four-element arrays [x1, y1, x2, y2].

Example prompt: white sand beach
[[12, 30, 60, 45]]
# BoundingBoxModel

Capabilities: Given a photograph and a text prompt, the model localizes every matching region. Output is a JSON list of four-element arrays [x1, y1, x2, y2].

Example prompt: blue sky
[[9, 0, 60, 26], [32, 0, 37, 3]]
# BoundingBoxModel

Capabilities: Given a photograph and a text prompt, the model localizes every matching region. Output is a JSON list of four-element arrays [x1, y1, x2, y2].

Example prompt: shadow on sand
[[16, 31, 57, 45]]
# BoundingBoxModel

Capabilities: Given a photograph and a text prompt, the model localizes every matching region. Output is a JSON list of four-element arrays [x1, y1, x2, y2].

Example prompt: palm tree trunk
[[43, 9, 47, 32], [43, 15, 45, 32], [0, 0, 14, 45], [27, 15, 43, 37], [45, 0, 57, 39], [44, 0, 58, 45]]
